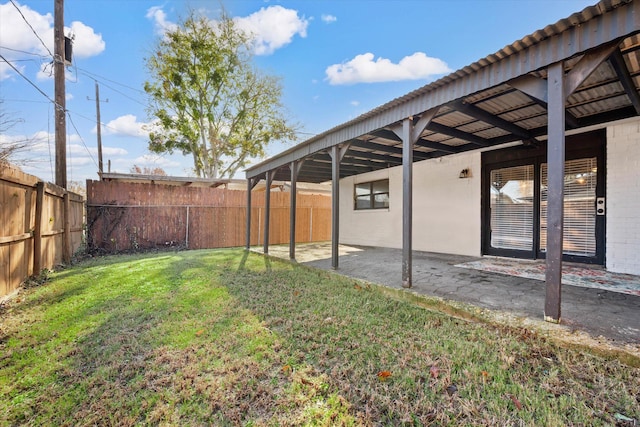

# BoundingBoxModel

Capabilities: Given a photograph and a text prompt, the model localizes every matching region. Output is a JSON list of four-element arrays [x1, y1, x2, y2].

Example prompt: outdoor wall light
[[459, 168, 471, 179]]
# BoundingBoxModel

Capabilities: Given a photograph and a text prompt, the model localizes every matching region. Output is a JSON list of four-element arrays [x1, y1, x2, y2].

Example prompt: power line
[[76, 69, 147, 106], [76, 67, 146, 94], [6, 58, 42, 64], [67, 111, 99, 169], [92, 78, 147, 106], [1, 99, 50, 103], [0, 45, 51, 58], [66, 108, 136, 138], [0, 53, 62, 110], [9, 0, 54, 59]]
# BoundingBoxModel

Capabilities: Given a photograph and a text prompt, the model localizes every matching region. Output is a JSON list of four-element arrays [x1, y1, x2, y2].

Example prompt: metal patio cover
[[246, 0, 640, 184], [244, 0, 640, 323]]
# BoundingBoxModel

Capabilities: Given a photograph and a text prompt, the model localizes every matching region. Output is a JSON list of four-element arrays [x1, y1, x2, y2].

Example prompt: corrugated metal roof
[[247, 0, 640, 183]]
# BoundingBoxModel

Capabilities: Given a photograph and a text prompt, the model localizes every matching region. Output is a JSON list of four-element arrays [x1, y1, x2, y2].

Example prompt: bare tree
[[129, 164, 168, 176], [0, 100, 29, 167]]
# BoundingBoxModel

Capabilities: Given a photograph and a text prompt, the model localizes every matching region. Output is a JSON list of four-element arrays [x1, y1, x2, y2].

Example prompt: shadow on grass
[[219, 251, 640, 426], [3, 249, 638, 426], [4, 249, 318, 425]]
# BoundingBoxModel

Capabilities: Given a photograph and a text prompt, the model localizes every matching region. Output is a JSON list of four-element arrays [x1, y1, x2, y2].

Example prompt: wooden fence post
[[33, 181, 45, 274], [63, 191, 71, 263]]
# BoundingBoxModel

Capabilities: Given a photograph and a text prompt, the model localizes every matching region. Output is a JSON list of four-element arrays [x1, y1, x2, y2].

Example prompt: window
[[540, 157, 597, 257], [354, 179, 389, 210], [490, 165, 534, 251]]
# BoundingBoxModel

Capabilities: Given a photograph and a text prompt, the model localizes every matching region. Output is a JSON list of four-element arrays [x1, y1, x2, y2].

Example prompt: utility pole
[[54, 0, 66, 188], [89, 81, 107, 176]]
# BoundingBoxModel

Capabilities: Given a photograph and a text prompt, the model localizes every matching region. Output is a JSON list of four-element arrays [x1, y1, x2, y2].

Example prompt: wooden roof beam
[[426, 122, 491, 147], [314, 152, 389, 169], [349, 138, 430, 160], [346, 149, 403, 164], [609, 49, 640, 115], [507, 74, 580, 129], [451, 99, 538, 145]]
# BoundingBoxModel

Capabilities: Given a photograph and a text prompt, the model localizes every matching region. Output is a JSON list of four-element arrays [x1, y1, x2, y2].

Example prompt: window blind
[[490, 165, 534, 251], [540, 157, 597, 257]]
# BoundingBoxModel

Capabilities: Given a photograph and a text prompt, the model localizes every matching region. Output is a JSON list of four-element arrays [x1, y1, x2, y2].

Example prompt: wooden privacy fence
[[1, 164, 84, 297], [86, 180, 331, 253]]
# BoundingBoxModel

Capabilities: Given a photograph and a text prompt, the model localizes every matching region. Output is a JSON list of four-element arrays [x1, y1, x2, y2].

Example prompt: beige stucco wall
[[339, 119, 640, 273], [339, 151, 482, 256]]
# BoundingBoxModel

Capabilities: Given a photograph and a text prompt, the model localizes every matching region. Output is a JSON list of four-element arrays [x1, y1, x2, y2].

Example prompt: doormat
[[455, 258, 640, 296]]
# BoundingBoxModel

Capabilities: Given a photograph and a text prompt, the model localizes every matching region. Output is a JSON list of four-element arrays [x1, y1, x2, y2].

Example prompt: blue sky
[[1, 0, 596, 184]]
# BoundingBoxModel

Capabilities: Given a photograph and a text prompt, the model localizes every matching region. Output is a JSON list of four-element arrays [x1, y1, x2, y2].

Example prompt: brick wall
[[606, 119, 640, 275]]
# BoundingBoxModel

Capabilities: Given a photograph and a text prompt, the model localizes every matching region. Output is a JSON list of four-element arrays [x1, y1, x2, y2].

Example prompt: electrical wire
[[67, 108, 133, 136], [90, 78, 147, 106], [0, 53, 62, 110], [67, 111, 99, 169], [0, 45, 51, 58], [76, 67, 146, 95], [9, 0, 54, 59], [75, 69, 148, 106], [1, 99, 50, 103]]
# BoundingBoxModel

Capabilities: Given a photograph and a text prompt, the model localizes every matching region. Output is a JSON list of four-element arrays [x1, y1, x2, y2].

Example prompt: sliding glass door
[[483, 133, 605, 264], [540, 157, 598, 258]]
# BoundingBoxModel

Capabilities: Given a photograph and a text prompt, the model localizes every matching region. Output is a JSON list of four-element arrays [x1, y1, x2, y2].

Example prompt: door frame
[[481, 130, 606, 265]]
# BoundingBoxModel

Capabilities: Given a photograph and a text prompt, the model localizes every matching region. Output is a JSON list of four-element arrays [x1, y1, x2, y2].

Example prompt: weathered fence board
[[86, 180, 331, 253], [0, 164, 84, 297]]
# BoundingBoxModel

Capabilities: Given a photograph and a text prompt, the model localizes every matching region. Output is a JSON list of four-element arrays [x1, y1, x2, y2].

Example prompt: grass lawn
[[1, 249, 638, 426]]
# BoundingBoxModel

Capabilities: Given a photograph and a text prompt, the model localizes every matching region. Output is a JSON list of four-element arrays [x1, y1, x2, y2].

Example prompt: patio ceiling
[[246, 0, 640, 184]]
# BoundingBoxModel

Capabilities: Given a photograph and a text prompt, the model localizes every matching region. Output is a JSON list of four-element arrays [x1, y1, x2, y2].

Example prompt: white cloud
[[100, 114, 150, 138], [67, 21, 105, 58], [144, 5, 307, 56], [234, 5, 308, 55], [0, 1, 104, 80], [325, 52, 451, 85], [67, 143, 127, 157], [68, 156, 94, 167], [146, 6, 177, 35], [350, 100, 360, 106], [0, 1, 52, 80], [35, 61, 55, 80], [321, 14, 337, 24], [102, 146, 129, 156], [0, 1, 53, 55]]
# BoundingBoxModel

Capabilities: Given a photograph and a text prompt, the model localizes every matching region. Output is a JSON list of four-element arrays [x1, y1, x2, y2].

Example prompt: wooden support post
[[289, 161, 300, 260], [54, 0, 67, 189], [185, 206, 190, 249], [402, 118, 413, 288], [33, 182, 45, 274], [328, 144, 351, 269], [331, 146, 339, 269], [263, 171, 273, 254], [95, 81, 104, 176], [245, 178, 252, 250], [544, 61, 566, 323], [399, 108, 439, 288], [63, 191, 71, 263]]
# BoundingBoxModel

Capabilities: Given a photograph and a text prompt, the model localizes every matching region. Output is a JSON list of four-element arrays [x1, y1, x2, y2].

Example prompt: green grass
[[1, 249, 638, 426]]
